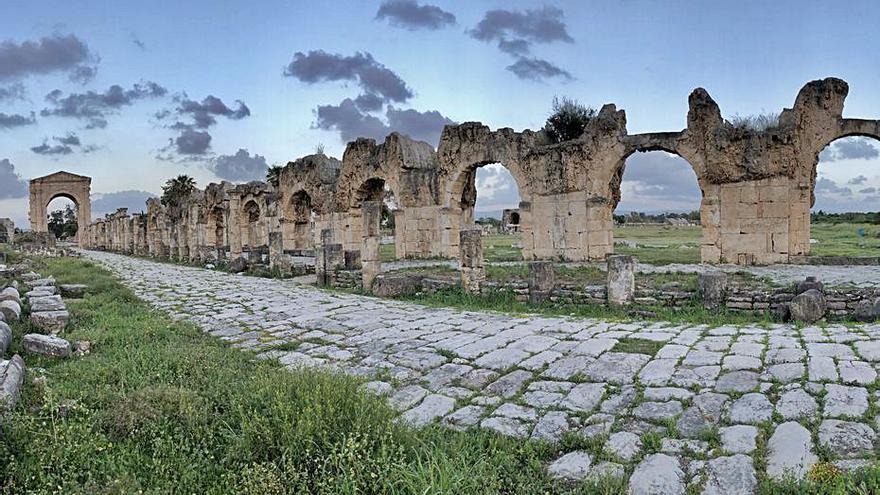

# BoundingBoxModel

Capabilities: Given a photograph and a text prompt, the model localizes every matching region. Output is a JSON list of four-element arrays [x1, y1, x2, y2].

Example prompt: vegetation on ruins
[[47, 204, 78, 240], [544, 96, 596, 143], [727, 112, 781, 132], [160, 174, 196, 209], [266, 165, 283, 188]]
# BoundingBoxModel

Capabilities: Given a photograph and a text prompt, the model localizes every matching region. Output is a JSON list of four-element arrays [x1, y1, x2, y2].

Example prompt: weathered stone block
[[30, 295, 65, 312], [372, 274, 423, 297], [528, 261, 554, 304], [459, 229, 483, 268], [0, 300, 21, 321], [607, 255, 634, 306], [22, 333, 71, 358], [58, 284, 88, 298], [30, 310, 70, 334], [0, 355, 25, 412], [699, 271, 727, 309], [789, 289, 826, 323]]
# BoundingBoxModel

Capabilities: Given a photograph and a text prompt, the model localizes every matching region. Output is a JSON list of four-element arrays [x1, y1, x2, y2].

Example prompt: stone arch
[[348, 177, 401, 258], [609, 146, 709, 261], [208, 206, 226, 248], [28, 171, 92, 246]]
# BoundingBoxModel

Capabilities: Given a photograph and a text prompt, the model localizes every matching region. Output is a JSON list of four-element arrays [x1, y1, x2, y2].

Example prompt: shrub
[[727, 112, 780, 132], [545, 96, 596, 143]]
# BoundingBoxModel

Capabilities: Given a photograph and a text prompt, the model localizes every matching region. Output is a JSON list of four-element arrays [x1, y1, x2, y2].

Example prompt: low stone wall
[[789, 255, 880, 266], [371, 271, 880, 321]]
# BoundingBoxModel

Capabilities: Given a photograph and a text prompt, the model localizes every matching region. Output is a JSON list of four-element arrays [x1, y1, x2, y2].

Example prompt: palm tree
[[266, 165, 283, 188], [161, 175, 196, 208]]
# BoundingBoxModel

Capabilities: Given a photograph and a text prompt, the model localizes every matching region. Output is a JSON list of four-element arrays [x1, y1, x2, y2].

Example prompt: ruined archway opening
[[353, 178, 400, 261], [612, 151, 702, 265], [210, 206, 226, 249], [810, 135, 880, 257], [46, 195, 78, 242], [458, 162, 523, 262], [241, 200, 263, 254], [284, 190, 315, 253]]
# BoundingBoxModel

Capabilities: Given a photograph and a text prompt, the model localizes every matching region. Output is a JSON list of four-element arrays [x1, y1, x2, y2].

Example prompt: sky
[[1, 0, 879, 225]]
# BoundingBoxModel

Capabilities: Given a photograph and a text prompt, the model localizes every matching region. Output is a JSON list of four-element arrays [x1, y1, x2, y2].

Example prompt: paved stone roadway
[[84, 251, 880, 494]]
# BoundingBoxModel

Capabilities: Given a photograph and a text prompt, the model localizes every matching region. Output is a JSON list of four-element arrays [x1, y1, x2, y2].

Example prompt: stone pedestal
[[316, 227, 343, 287], [528, 261, 554, 304], [607, 254, 634, 306], [699, 271, 728, 309], [459, 229, 484, 295]]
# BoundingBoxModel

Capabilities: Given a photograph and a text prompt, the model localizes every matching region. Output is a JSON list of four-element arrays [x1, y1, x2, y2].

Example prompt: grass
[[809, 222, 880, 257], [1, 254, 637, 494], [379, 223, 880, 265], [610, 338, 664, 355]]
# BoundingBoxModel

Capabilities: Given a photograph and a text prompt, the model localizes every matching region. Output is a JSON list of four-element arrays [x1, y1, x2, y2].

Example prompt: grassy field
[[809, 222, 880, 257]]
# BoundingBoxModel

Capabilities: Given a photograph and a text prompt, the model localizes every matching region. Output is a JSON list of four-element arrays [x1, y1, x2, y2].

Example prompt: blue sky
[[1, 0, 879, 225]]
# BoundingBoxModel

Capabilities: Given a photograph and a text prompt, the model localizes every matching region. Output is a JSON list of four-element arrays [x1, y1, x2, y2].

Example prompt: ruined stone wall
[[84, 78, 880, 267], [0, 218, 14, 244]]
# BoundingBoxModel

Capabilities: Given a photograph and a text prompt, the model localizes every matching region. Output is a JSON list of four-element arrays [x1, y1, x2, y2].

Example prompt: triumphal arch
[[29, 171, 92, 246]]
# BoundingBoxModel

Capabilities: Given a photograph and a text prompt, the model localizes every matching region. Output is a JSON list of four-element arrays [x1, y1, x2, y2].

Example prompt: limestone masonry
[[82, 78, 880, 266]]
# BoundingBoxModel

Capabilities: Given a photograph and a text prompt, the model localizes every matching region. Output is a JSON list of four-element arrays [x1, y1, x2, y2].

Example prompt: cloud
[[470, 7, 573, 53], [506, 57, 572, 82], [206, 149, 268, 181], [91, 190, 157, 217], [386, 106, 455, 143], [861, 187, 877, 194], [174, 128, 212, 155], [375, 0, 456, 30], [469, 7, 574, 81], [30, 132, 97, 156], [820, 137, 880, 162], [616, 152, 702, 212], [155, 93, 252, 159], [0, 159, 28, 199], [0, 33, 98, 83], [172, 94, 250, 129], [848, 175, 868, 185], [284, 50, 413, 104], [815, 177, 853, 196], [314, 99, 389, 143], [314, 98, 454, 145], [474, 163, 521, 215], [0, 112, 36, 129], [41, 81, 167, 129], [0, 82, 25, 102], [131, 35, 146, 51], [30, 142, 72, 155]]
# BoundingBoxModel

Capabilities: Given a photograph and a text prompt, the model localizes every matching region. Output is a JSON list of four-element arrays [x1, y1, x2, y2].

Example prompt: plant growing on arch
[[544, 96, 596, 143]]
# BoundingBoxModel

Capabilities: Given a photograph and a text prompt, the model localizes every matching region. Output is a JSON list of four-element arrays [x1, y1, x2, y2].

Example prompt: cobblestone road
[[85, 251, 880, 494]]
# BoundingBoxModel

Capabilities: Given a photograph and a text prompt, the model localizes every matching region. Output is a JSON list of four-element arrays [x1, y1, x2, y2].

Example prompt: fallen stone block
[[0, 287, 20, 304], [59, 284, 89, 298], [0, 321, 10, 354], [372, 274, 423, 297], [26, 277, 55, 288], [0, 300, 21, 321], [29, 310, 70, 334], [19, 272, 40, 282], [29, 295, 66, 312], [26, 286, 56, 297], [0, 355, 25, 412], [22, 333, 71, 358]]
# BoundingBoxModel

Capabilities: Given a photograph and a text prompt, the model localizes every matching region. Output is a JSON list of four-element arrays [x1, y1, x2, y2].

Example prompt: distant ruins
[[84, 78, 880, 267], [0, 219, 13, 244]]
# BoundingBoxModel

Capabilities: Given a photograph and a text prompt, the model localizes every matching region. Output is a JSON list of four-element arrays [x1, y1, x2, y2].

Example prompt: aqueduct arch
[[29, 171, 92, 247]]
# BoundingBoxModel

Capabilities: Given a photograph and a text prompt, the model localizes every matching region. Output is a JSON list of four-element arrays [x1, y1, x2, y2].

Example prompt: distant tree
[[48, 204, 78, 239], [380, 203, 395, 229], [314, 143, 325, 155], [476, 217, 501, 227], [545, 97, 597, 143], [266, 165, 283, 188], [161, 175, 196, 209]]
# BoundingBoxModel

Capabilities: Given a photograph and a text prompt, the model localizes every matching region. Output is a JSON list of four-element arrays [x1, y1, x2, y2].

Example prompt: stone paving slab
[[82, 251, 880, 493]]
